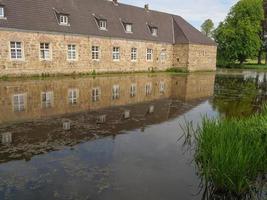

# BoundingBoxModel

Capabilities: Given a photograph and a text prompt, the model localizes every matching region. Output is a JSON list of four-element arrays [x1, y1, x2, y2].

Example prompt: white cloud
[[121, 0, 238, 29]]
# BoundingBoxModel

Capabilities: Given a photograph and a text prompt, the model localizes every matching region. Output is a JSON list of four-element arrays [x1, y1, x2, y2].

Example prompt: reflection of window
[[159, 81, 165, 93], [40, 43, 51, 60], [67, 44, 77, 61], [112, 47, 120, 61], [92, 87, 101, 102], [145, 83, 152, 96], [68, 89, 79, 105], [1, 132, 12, 145], [10, 41, 23, 60], [112, 85, 120, 100], [92, 46, 100, 60], [146, 48, 153, 61], [41, 91, 54, 108], [130, 83, 137, 97], [13, 93, 26, 112], [131, 48, 137, 61]]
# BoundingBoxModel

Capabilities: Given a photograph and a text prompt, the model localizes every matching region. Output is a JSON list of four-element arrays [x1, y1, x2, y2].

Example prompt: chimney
[[113, 0, 118, 5], [144, 4, 149, 11]]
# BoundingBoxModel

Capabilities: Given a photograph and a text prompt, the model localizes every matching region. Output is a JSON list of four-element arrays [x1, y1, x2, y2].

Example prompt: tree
[[214, 0, 264, 65], [201, 19, 214, 38]]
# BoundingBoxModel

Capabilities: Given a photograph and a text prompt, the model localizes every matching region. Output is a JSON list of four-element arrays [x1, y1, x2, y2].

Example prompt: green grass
[[182, 107, 267, 197]]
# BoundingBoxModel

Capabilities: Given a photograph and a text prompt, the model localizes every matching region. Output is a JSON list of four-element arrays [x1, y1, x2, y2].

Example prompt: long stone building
[[0, 0, 217, 75]]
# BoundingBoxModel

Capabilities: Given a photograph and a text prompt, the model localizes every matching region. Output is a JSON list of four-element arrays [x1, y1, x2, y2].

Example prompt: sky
[[121, 0, 238, 30]]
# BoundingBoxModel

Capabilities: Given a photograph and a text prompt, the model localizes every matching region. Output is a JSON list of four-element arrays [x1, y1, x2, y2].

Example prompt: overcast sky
[[121, 0, 238, 30]]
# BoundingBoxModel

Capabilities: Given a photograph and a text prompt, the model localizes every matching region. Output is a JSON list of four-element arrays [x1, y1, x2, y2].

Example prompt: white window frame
[[0, 7, 4, 18], [67, 44, 77, 61], [40, 43, 51, 61], [146, 48, 153, 61], [112, 85, 120, 100], [41, 91, 54, 108], [112, 47, 120, 61], [125, 24, 133, 33], [10, 41, 24, 60], [99, 20, 107, 30], [130, 83, 137, 97], [131, 48, 137, 62], [145, 83, 152, 96], [68, 89, 79, 105], [92, 46, 100, 61], [92, 87, 101, 102], [151, 27, 158, 36], [12, 93, 26, 112], [59, 15, 69, 26], [160, 51, 167, 62]]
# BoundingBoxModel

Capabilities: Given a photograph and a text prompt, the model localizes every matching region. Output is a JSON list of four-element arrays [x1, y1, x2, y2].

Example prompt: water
[[0, 71, 266, 200]]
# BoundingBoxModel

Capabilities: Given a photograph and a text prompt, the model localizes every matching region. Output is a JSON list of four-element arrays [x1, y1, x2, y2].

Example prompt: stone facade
[[0, 29, 216, 76]]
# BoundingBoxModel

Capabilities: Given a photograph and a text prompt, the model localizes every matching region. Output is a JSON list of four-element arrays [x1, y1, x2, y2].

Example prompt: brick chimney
[[144, 4, 149, 11]]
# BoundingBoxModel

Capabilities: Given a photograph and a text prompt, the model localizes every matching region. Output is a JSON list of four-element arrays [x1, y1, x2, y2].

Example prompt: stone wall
[[0, 29, 217, 75], [187, 44, 217, 71]]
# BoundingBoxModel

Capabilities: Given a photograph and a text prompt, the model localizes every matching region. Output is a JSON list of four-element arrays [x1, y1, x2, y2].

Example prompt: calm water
[[0, 71, 266, 200]]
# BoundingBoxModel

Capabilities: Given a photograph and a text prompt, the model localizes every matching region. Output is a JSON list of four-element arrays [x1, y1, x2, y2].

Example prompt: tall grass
[[184, 108, 267, 197]]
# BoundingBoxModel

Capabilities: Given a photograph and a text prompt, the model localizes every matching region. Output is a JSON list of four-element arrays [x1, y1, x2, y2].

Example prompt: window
[[67, 44, 77, 61], [160, 51, 167, 62], [41, 91, 54, 108], [112, 47, 120, 61], [92, 46, 100, 60], [1, 132, 12, 144], [40, 43, 51, 60], [0, 7, 4, 18], [99, 20, 107, 30], [146, 48, 153, 61], [13, 93, 26, 112], [145, 83, 152, 96], [60, 15, 69, 25], [130, 84, 137, 97], [125, 23, 132, 33], [92, 87, 101, 102], [112, 85, 120, 100], [10, 42, 23, 60], [131, 48, 137, 61], [68, 89, 79, 105], [151, 27, 158, 36], [159, 81, 165, 93]]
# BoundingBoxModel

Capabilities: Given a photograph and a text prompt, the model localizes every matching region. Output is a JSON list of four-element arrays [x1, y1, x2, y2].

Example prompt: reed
[[185, 107, 267, 197]]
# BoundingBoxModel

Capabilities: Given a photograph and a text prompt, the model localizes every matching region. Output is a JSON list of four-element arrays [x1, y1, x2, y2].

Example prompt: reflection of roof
[[0, 97, 208, 164], [0, 0, 216, 45]]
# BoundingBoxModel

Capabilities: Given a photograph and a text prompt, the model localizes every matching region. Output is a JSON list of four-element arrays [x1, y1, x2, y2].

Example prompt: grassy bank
[[184, 108, 267, 197]]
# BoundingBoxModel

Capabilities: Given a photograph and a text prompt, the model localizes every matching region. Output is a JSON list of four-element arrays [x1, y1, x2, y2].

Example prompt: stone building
[[0, 0, 217, 75]]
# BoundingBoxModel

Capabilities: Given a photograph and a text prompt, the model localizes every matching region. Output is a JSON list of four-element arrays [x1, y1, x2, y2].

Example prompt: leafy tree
[[201, 19, 214, 38], [214, 0, 264, 66]]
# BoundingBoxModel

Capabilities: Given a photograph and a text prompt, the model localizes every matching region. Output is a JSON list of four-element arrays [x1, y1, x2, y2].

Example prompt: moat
[[0, 71, 266, 200]]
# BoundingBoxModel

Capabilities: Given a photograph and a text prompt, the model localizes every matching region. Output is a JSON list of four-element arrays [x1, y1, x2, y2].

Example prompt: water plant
[[181, 107, 267, 198]]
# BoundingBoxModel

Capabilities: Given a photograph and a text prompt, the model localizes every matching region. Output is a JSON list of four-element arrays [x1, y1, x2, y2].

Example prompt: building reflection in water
[[0, 73, 215, 163]]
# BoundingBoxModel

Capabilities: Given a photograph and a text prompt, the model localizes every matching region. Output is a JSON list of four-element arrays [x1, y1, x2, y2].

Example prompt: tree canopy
[[214, 0, 264, 65], [201, 19, 214, 38]]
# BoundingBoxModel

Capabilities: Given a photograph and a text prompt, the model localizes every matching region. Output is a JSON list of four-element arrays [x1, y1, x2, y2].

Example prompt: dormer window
[[59, 15, 69, 26], [124, 23, 133, 33], [151, 27, 158, 36], [0, 6, 5, 18], [98, 19, 107, 30]]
